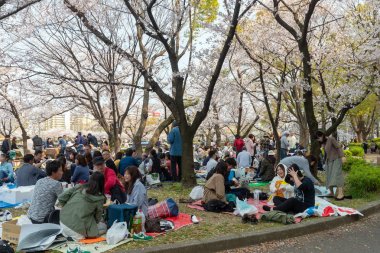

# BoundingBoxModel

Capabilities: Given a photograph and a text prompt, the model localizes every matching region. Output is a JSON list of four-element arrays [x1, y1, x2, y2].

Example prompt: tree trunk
[[108, 132, 121, 153], [215, 124, 222, 147], [237, 92, 244, 136], [22, 133, 28, 154], [181, 129, 196, 187], [205, 128, 212, 147], [299, 121, 309, 148], [146, 115, 174, 151]]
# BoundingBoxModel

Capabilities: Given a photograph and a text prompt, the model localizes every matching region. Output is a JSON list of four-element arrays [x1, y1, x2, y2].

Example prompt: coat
[[203, 173, 226, 203], [324, 136, 344, 161], [16, 163, 46, 186], [126, 179, 148, 216], [104, 167, 124, 195], [167, 127, 182, 156], [58, 185, 105, 238]]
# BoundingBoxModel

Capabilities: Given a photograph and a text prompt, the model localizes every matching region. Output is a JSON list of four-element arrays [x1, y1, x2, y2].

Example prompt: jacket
[[1, 139, 10, 154], [16, 163, 46, 186], [233, 138, 245, 152], [58, 185, 105, 238], [261, 210, 295, 224], [71, 165, 90, 183], [269, 164, 294, 198], [259, 158, 275, 182], [280, 134, 289, 150], [203, 173, 226, 203], [119, 156, 139, 176], [237, 150, 251, 168], [126, 179, 148, 216], [324, 136, 344, 161], [0, 162, 14, 182], [104, 167, 124, 195], [167, 127, 182, 156], [245, 138, 255, 156]]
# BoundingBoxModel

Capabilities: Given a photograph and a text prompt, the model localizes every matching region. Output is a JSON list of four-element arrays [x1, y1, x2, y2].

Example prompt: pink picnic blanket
[[146, 213, 196, 237]]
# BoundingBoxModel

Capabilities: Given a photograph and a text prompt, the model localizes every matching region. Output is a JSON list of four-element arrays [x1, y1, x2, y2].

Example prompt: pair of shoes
[[335, 197, 345, 201], [133, 232, 153, 241], [191, 215, 199, 224], [263, 205, 271, 212], [242, 214, 258, 225], [0, 210, 12, 222], [160, 220, 174, 231]]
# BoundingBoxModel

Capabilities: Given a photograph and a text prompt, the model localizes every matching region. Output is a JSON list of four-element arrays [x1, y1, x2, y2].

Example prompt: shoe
[[335, 197, 345, 201], [0, 210, 11, 222], [133, 232, 153, 241], [263, 205, 271, 212], [191, 215, 199, 224]]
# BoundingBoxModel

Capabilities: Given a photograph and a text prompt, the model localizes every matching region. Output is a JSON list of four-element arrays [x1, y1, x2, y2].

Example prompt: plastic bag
[[106, 221, 129, 245], [189, 186, 204, 200], [234, 198, 258, 217], [16, 215, 32, 226], [146, 173, 161, 186]]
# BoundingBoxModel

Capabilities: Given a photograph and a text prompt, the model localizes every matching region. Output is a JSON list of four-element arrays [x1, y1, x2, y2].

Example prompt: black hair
[[115, 152, 123, 160], [23, 154, 35, 163], [92, 150, 102, 158], [150, 149, 157, 157], [215, 161, 228, 176], [125, 148, 134, 156], [225, 158, 237, 167], [34, 150, 43, 156], [46, 160, 61, 176], [56, 155, 67, 172], [76, 154, 88, 167], [124, 166, 142, 195], [285, 163, 303, 184], [86, 171, 105, 195], [208, 150, 216, 158]]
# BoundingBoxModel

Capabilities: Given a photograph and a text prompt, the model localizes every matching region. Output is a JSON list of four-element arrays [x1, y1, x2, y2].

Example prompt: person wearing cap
[[93, 156, 126, 202], [280, 131, 290, 160], [263, 163, 315, 213], [316, 130, 345, 200], [119, 148, 139, 176]]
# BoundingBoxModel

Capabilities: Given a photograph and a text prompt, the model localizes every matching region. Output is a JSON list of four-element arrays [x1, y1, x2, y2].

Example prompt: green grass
[[7, 170, 380, 252]]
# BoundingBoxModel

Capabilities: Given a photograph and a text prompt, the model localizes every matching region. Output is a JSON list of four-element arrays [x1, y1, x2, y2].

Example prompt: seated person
[[33, 150, 45, 168], [16, 154, 46, 186], [206, 150, 218, 173], [71, 154, 90, 184], [27, 160, 63, 224], [237, 147, 251, 168], [93, 156, 126, 203], [256, 153, 275, 181], [203, 161, 228, 205], [124, 166, 148, 216], [57, 155, 71, 184], [103, 150, 118, 176], [280, 154, 320, 184], [59, 172, 106, 240], [119, 148, 139, 176], [263, 164, 315, 214], [269, 164, 294, 199], [0, 153, 14, 184]]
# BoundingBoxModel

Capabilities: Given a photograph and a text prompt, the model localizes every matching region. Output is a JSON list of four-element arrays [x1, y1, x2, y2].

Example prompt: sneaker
[[133, 232, 153, 241], [0, 210, 11, 222], [191, 215, 199, 224], [67, 246, 90, 253]]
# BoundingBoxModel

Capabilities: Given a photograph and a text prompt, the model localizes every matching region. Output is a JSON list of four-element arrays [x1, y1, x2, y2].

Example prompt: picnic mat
[[0, 201, 19, 209], [51, 238, 132, 253], [249, 182, 270, 188], [146, 213, 195, 237]]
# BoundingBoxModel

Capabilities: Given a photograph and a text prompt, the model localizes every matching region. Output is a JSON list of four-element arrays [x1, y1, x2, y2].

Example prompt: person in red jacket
[[233, 135, 245, 155], [93, 156, 126, 203]]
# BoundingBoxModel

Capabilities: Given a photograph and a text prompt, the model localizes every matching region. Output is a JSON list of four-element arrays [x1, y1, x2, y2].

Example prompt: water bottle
[[254, 190, 261, 205]]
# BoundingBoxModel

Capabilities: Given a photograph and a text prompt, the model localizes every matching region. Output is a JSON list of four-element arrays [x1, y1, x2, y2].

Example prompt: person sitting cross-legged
[[263, 164, 315, 214]]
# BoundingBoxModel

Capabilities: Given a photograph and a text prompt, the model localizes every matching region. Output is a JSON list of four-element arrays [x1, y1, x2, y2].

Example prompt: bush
[[347, 164, 380, 198], [348, 146, 365, 157], [348, 142, 362, 148], [343, 150, 352, 159], [372, 138, 380, 142], [342, 157, 368, 172]]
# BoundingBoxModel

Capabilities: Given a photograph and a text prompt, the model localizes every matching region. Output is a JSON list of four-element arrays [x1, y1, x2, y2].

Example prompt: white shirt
[[206, 158, 218, 173], [237, 151, 252, 168]]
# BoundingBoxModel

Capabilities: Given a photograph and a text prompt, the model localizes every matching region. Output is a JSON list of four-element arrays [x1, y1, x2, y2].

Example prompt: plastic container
[[132, 209, 145, 234], [253, 190, 261, 205]]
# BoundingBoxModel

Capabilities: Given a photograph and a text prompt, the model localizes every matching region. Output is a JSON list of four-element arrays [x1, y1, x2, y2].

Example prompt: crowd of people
[[0, 127, 348, 239]]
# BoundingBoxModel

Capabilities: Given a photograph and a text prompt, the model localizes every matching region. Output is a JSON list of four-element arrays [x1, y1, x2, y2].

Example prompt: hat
[[66, 141, 74, 147], [268, 150, 275, 156], [93, 156, 105, 165]]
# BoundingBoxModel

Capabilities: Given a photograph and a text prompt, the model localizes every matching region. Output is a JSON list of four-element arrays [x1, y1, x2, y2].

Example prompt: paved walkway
[[220, 211, 380, 253]]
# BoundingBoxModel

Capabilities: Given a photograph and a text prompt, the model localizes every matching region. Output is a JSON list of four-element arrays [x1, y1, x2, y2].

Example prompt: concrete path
[[221, 211, 380, 253]]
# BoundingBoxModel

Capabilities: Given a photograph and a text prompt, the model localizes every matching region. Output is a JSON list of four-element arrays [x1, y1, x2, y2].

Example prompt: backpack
[[203, 199, 234, 213], [110, 184, 127, 204], [0, 240, 14, 253], [148, 198, 179, 219]]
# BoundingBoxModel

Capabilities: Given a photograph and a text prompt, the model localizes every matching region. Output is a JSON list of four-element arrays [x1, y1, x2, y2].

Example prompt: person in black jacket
[[1, 135, 11, 154], [87, 133, 99, 147], [102, 150, 118, 176]]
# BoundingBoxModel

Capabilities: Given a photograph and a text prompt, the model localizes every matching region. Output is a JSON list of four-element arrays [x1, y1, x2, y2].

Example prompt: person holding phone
[[263, 164, 315, 214]]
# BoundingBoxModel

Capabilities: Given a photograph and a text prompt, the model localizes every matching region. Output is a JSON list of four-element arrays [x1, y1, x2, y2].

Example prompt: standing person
[[58, 136, 67, 154], [280, 154, 320, 185], [167, 121, 182, 182], [237, 147, 251, 168], [119, 148, 139, 176], [280, 131, 290, 159], [46, 138, 54, 148], [260, 135, 271, 156], [362, 141, 368, 154], [32, 135, 43, 151], [245, 134, 256, 166], [316, 130, 345, 200], [102, 150, 118, 175], [27, 160, 63, 224], [87, 133, 99, 148], [0, 153, 14, 184], [92, 156, 126, 203], [11, 137, 18, 150], [233, 135, 245, 155], [76, 132, 85, 145], [58, 172, 106, 240], [1, 135, 11, 155], [124, 166, 148, 216], [288, 132, 297, 153]]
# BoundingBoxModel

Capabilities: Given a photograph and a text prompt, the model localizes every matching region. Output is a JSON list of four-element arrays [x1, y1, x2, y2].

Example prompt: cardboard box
[[0, 186, 35, 204], [2, 220, 21, 244]]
